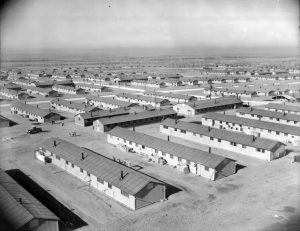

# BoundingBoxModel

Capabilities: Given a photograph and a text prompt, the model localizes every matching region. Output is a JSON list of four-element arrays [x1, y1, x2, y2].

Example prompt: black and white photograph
[[0, 0, 299, 230]]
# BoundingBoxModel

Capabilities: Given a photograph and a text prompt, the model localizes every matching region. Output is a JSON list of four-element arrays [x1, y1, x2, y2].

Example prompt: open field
[[0, 103, 299, 231]]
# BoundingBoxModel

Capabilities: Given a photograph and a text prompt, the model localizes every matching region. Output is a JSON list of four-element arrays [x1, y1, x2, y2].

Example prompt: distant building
[[24, 86, 59, 97], [116, 93, 171, 108], [202, 112, 300, 144], [236, 108, 300, 127], [75, 108, 130, 127], [204, 88, 257, 98], [35, 138, 165, 210], [0, 87, 30, 100], [11, 102, 60, 123], [173, 97, 243, 116], [52, 85, 85, 95], [93, 109, 177, 132], [160, 119, 286, 161], [0, 169, 59, 231], [0, 115, 14, 128], [75, 83, 111, 92], [50, 98, 98, 114], [143, 91, 198, 103], [86, 96, 138, 109], [107, 127, 236, 181], [264, 103, 300, 115]]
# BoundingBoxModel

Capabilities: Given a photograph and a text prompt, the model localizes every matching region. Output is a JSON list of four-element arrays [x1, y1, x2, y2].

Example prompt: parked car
[[27, 126, 42, 134]]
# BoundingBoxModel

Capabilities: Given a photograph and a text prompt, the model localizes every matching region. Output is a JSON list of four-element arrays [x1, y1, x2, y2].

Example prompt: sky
[[0, 0, 299, 56]]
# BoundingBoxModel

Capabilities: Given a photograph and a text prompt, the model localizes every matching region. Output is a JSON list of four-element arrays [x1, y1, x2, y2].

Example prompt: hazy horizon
[[1, 0, 299, 59]]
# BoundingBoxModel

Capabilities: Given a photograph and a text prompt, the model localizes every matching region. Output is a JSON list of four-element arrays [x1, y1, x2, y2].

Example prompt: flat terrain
[[0, 102, 299, 231]]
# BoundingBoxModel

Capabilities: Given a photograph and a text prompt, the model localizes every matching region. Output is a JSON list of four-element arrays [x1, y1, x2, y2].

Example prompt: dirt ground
[[0, 100, 300, 231]]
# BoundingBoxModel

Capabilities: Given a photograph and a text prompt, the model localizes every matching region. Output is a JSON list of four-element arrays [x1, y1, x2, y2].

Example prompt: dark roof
[[265, 103, 300, 113], [185, 97, 242, 110], [144, 91, 197, 101], [11, 102, 54, 117], [202, 112, 300, 136], [51, 98, 96, 112], [0, 169, 58, 230], [107, 127, 230, 169], [161, 118, 285, 151], [237, 108, 300, 122], [209, 88, 257, 95], [116, 93, 169, 104], [34, 81, 54, 87], [87, 96, 136, 107], [78, 108, 130, 119], [40, 138, 162, 195], [0, 115, 11, 123], [75, 83, 108, 89], [97, 109, 177, 125]]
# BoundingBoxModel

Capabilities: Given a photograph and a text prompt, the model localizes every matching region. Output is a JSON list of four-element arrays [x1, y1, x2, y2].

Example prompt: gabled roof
[[183, 97, 242, 110], [107, 127, 230, 169], [40, 138, 162, 195], [78, 108, 130, 119], [86, 96, 136, 107], [75, 83, 108, 89], [11, 102, 55, 117], [144, 91, 197, 101], [51, 98, 96, 112], [117, 93, 169, 104], [161, 118, 285, 151], [202, 112, 300, 136], [237, 108, 300, 122], [265, 103, 300, 113], [97, 109, 176, 125], [0, 169, 58, 230]]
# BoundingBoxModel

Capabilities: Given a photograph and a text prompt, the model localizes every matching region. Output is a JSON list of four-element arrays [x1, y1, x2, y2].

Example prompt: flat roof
[[107, 127, 230, 169], [202, 112, 300, 136], [40, 138, 162, 195], [265, 103, 300, 113], [237, 108, 300, 122], [161, 118, 284, 151], [97, 109, 176, 125]]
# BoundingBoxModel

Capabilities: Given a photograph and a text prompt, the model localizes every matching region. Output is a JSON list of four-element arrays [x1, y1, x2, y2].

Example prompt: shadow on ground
[[6, 169, 88, 231]]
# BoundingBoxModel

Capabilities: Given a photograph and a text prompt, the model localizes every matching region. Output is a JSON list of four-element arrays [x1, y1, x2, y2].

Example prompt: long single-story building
[[93, 109, 177, 132], [35, 138, 166, 210], [131, 80, 167, 88], [52, 85, 85, 95], [107, 127, 236, 181], [86, 96, 138, 109], [143, 91, 198, 103], [204, 88, 257, 98], [0, 169, 59, 231], [24, 86, 59, 97], [75, 108, 130, 127], [236, 108, 300, 127], [116, 93, 171, 108], [202, 112, 300, 144], [50, 98, 98, 114], [160, 119, 286, 161], [173, 97, 243, 116], [0, 87, 30, 100], [11, 102, 60, 123], [264, 103, 300, 115], [75, 83, 111, 92]]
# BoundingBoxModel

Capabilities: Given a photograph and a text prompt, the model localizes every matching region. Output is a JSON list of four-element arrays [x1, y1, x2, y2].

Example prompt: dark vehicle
[[27, 126, 42, 134]]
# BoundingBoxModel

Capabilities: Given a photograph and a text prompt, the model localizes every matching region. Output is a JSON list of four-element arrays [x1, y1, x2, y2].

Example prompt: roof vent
[[19, 198, 23, 204], [120, 171, 124, 180], [81, 153, 85, 160]]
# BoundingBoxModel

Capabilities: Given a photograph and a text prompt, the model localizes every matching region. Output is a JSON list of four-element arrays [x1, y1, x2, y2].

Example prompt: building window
[[178, 157, 182, 161], [268, 130, 271, 133], [80, 168, 83, 173], [204, 166, 209, 171], [181, 129, 186, 134], [242, 144, 246, 148], [169, 154, 173, 159], [210, 137, 214, 141], [218, 139, 221, 142], [97, 178, 104, 184], [71, 163, 74, 168], [108, 183, 112, 189], [193, 132, 196, 136], [162, 152, 166, 156], [261, 149, 265, 153], [87, 172, 90, 176], [56, 155, 60, 160], [142, 145, 145, 149], [121, 190, 129, 197], [129, 141, 132, 145], [256, 148, 261, 152], [276, 118, 280, 121], [163, 125, 168, 129], [174, 128, 177, 131], [230, 142, 237, 146], [66, 160, 69, 165], [276, 131, 279, 135]]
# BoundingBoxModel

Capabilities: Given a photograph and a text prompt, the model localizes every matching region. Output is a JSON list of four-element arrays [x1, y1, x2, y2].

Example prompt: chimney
[[252, 135, 255, 142], [53, 140, 56, 147], [167, 136, 169, 141], [250, 107, 253, 111], [208, 126, 211, 132], [70, 101, 72, 104], [81, 153, 85, 160], [208, 147, 211, 153], [120, 171, 124, 180], [19, 198, 23, 204], [36, 104, 38, 108]]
